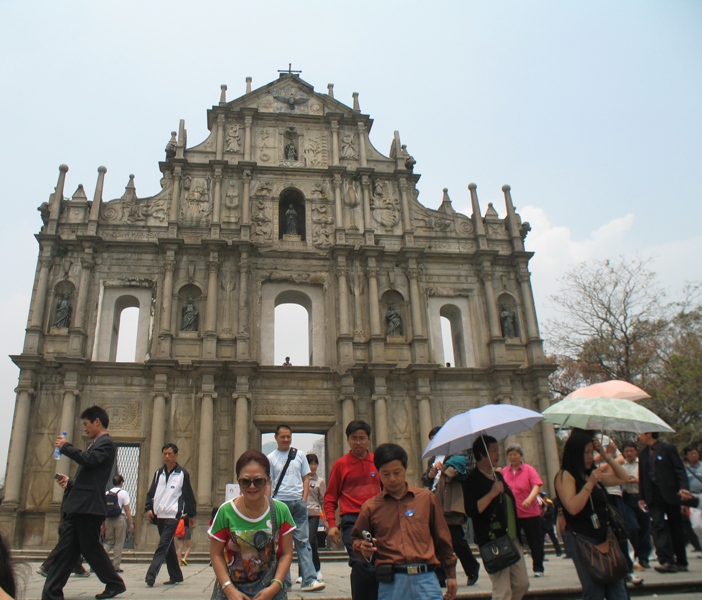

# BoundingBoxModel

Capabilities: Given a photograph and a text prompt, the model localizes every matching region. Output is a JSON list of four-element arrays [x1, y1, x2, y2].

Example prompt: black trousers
[[146, 518, 183, 582], [340, 513, 378, 600], [42, 513, 123, 600], [448, 523, 480, 578], [542, 518, 562, 556], [518, 516, 545, 573], [650, 501, 688, 567]]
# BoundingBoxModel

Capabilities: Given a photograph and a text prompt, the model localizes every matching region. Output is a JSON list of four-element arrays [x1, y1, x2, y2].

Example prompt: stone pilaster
[[149, 376, 169, 477], [203, 254, 219, 358], [215, 114, 225, 161], [237, 250, 250, 358], [233, 375, 251, 461], [243, 115, 252, 161], [361, 174, 372, 233], [197, 376, 216, 507], [68, 247, 94, 357], [157, 251, 176, 358], [372, 393, 389, 445], [330, 119, 340, 166], [333, 173, 344, 231], [241, 170, 251, 225], [398, 178, 413, 234], [168, 166, 182, 225], [3, 381, 34, 505], [53, 378, 80, 503], [357, 122, 368, 168]]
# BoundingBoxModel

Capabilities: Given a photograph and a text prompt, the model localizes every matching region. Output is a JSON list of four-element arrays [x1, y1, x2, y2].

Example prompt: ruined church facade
[[1, 73, 558, 549]]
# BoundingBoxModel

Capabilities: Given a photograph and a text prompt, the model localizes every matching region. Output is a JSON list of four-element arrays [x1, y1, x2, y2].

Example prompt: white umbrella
[[421, 404, 544, 459], [542, 396, 673, 433]]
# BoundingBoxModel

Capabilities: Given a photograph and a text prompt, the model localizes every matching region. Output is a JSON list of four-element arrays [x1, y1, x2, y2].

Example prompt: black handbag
[[479, 533, 521, 574]]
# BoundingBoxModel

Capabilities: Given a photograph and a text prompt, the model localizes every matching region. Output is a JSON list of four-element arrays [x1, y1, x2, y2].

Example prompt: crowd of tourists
[[0, 406, 700, 600]]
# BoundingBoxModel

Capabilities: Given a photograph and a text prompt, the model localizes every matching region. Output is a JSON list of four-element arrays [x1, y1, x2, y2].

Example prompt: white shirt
[[108, 486, 131, 515], [268, 448, 310, 502]]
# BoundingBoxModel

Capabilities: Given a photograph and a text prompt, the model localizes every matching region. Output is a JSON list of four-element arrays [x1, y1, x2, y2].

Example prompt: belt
[[393, 564, 435, 575]]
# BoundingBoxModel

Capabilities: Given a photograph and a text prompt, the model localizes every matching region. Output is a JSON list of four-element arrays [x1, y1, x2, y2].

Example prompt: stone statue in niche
[[386, 305, 403, 337], [53, 293, 72, 328], [285, 140, 298, 161], [225, 125, 241, 153], [285, 204, 300, 235], [181, 298, 199, 332], [500, 304, 518, 339]]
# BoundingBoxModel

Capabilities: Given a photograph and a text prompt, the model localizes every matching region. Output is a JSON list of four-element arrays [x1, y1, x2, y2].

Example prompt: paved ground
[[18, 553, 702, 600]]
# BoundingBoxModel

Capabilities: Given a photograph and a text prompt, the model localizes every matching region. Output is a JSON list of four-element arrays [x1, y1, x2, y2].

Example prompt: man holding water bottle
[[42, 406, 126, 600]]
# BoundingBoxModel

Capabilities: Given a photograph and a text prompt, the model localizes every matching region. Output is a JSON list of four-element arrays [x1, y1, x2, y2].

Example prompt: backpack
[[104, 489, 122, 518]]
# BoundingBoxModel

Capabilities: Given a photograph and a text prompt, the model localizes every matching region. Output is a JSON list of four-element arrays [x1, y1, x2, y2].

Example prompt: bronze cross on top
[[278, 63, 302, 76]]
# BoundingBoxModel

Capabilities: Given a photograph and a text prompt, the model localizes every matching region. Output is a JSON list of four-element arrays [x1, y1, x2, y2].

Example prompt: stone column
[[149, 388, 168, 477], [158, 253, 176, 358], [517, 264, 540, 339], [357, 123, 368, 168], [337, 257, 350, 336], [53, 383, 79, 502], [233, 393, 250, 462], [241, 170, 251, 225], [197, 390, 216, 507], [538, 395, 561, 493], [215, 114, 225, 161], [3, 383, 33, 504], [330, 120, 340, 166], [237, 250, 250, 358], [169, 167, 182, 224], [212, 167, 223, 226], [361, 175, 372, 231], [367, 259, 381, 337], [417, 396, 433, 451], [24, 252, 53, 353], [398, 179, 412, 233], [406, 263, 424, 337], [479, 266, 501, 339], [341, 396, 356, 435], [372, 395, 389, 445], [244, 116, 252, 161], [68, 248, 94, 356], [333, 173, 343, 230], [205, 256, 219, 335]]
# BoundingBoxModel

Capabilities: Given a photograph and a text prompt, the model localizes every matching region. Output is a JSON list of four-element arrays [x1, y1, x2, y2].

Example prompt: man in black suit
[[638, 431, 693, 574], [42, 406, 126, 600]]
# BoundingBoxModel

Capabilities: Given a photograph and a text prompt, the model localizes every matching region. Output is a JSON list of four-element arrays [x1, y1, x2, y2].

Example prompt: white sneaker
[[316, 570, 323, 582], [295, 577, 302, 584], [696, 552, 702, 559], [626, 574, 644, 586], [300, 580, 326, 592]]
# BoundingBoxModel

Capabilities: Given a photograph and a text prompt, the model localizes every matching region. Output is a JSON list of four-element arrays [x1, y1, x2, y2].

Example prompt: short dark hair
[[80, 405, 109, 428], [275, 424, 292, 435], [622, 441, 638, 452], [162, 443, 178, 454], [473, 435, 498, 461], [428, 426, 441, 440], [346, 420, 371, 438], [306, 453, 319, 465], [113, 474, 124, 486], [374, 443, 408, 470], [236, 450, 270, 477], [683, 445, 699, 457]]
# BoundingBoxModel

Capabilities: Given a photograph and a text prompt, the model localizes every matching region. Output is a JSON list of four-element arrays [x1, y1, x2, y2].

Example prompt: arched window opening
[[110, 296, 140, 362], [440, 316, 455, 367], [279, 188, 306, 240], [274, 302, 310, 366], [115, 306, 139, 362], [440, 304, 466, 368]]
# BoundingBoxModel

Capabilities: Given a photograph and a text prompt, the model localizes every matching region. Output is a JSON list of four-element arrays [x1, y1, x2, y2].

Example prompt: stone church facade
[[1, 73, 558, 549]]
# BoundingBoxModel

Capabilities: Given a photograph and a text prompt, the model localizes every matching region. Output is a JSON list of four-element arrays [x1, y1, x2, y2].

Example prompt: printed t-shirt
[[208, 498, 295, 584]]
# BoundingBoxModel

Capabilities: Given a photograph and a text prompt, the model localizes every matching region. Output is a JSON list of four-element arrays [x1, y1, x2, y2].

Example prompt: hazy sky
[[0, 1, 700, 477]]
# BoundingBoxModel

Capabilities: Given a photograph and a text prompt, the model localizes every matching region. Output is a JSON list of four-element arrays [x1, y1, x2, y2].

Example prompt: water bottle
[[53, 431, 67, 460]]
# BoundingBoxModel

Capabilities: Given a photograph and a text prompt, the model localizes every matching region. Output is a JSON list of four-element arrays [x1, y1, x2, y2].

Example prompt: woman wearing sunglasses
[[209, 450, 295, 599]]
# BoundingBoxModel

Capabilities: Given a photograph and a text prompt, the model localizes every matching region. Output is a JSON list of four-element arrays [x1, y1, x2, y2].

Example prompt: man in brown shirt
[[351, 443, 457, 600]]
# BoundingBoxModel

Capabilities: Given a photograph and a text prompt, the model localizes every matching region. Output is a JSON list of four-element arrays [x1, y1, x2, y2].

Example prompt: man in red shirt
[[324, 420, 381, 600]]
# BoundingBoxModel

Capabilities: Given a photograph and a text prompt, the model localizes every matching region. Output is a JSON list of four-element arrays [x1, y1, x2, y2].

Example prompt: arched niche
[[177, 284, 203, 335], [93, 286, 153, 362], [380, 290, 407, 339], [49, 281, 76, 331], [279, 188, 306, 240], [260, 284, 326, 366], [497, 293, 520, 340]]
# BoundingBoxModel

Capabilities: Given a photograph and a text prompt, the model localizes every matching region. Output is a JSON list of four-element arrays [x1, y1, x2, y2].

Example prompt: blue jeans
[[563, 530, 628, 600], [281, 499, 317, 587], [378, 571, 442, 600]]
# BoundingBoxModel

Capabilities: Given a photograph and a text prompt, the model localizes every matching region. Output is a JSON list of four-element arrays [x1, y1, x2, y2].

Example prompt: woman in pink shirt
[[501, 443, 545, 577]]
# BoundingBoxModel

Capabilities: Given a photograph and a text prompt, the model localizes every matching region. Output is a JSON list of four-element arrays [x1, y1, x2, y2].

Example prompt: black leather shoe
[[654, 563, 678, 573], [145, 576, 155, 587], [95, 586, 126, 599], [677, 565, 689, 572], [467, 566, 480, 586], [163, 579, 183, 585]]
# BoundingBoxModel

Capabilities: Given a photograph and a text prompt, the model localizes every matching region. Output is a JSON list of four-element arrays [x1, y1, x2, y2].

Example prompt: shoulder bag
[[478, 491, 520, 574], [571, 526, 628, 585]]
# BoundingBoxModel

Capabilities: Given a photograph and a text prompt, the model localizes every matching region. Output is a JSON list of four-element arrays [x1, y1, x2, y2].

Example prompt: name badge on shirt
[[405, 509, 415, 518], [370, 472, 377, 477]]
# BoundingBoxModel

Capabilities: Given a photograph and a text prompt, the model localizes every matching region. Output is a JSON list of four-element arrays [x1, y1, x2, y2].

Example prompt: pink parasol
[[565, 380, 650, 402]]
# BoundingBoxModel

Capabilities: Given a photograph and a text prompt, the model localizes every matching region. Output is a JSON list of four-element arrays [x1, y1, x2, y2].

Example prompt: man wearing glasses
[[144, 443, 197, 587], [267, 424, 326, 592]]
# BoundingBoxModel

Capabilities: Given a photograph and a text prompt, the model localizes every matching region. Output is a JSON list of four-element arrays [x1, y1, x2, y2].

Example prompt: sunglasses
[[238, 477, 267, 489]]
